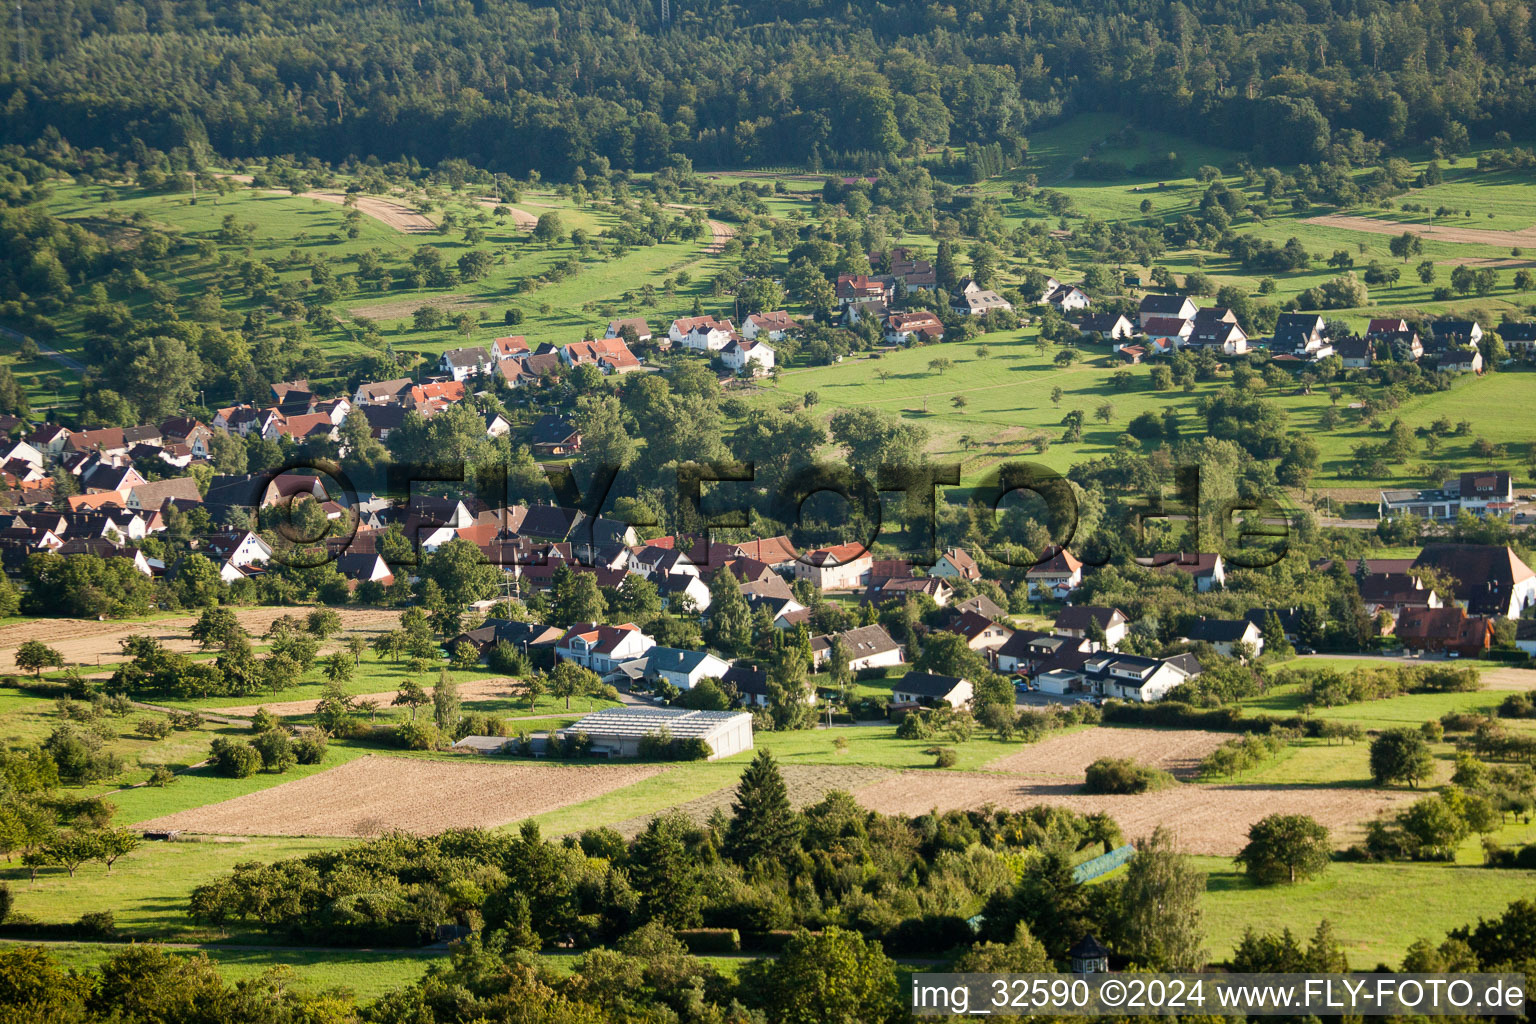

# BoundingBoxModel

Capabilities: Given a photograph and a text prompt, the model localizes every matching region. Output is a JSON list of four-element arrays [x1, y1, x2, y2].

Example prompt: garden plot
[[136, 755, 666, 837]]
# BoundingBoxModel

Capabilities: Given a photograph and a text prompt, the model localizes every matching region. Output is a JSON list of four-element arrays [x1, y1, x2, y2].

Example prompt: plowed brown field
[[0, 607, 400, 673], [137, 755, 666, 837], [987, 727, 1229, 780], [853, 772, 1415, 855]]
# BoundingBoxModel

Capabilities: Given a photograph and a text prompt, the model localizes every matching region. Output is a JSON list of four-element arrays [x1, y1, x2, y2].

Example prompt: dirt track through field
[[610, 763, 895, 838], [137, 755, 667, 837], [852, 772, 1415, 855], [472, 197, 538, 229], [222, 175, 435, 233], [214, 676, 521, 718], [986, 727, 1229, 780], [344, 292, 494, 321], [0, 607, 401, 673], [1304, 213, 1536, 247]]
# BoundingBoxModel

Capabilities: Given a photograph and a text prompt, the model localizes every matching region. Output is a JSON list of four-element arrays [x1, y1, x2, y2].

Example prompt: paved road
[[0, 323, 85, 372]]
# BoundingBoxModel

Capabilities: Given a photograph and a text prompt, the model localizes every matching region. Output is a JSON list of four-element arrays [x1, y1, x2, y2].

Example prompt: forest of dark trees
[[1, 0, 1533, 176]]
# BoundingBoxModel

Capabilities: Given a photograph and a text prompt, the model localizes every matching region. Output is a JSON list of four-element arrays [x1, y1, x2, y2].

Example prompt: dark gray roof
[[895, 672, 967, 698]]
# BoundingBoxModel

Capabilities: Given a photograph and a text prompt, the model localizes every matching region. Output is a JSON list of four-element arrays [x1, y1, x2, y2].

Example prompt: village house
[[793, 541, 873, 591], [1395, 606, 1494, 657], [810, 623, 904, 672], [645, 647, 732, 691], [1380, 471, 1514, 522], [719, 337, 775, 376], [352, 378, 414, 406], [448, 620, 562, 662], [891, 672, 973, 708], [742, 311, 800, 342], [1079, 312, 1134, 342], [1082, 653, 1198, 702], [1141, 316, 1193, 353], [1054, 605, 1129, 648], [604, 319, 652, 345], [943, 609, 1015, 652], [555, 622, 656, 675], [562, 337, 642, 374], [1434, 344, 1484, 374], [1357, 572, 1443, 619], [1271, 313, 1328, 356], [883, 310, 945, 345], [1412, 543, 1536, 618], [531, 415, 581, 457], [864, 575, 954, 606], [871, 247, 938, 292], [270, 380, 315, 415], [491, 335, 530, 361], [438, 347, 495, 381], [1142, 552, 1225, 592], [1026, 547, 1083, 601], [404, 380, 467, 415], [670, 315, 737, 352], [1181, 617, 1264, 657], [930, 547, 982, 581], [1044, 283, 1090, 312], [1431, 318, 1484, 347], [1335, 337, 1375, 369], [201, 529, 273, 581], [835, 274, 894, 307], [1498, 321, 1536, 357], [334, 552, 396, 588], [950, 278, 1014, 316], [1190, 313, 1249, 355], [1137, 294, 1197, 328]]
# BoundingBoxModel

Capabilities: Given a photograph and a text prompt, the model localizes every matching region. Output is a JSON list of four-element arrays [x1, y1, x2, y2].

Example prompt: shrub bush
[[251, 730, 295, 772], [925, 746, 958, 768], [209, 738, 261, 778], [293, 732, 328, 764], [1083, 757, 1173, 794], [676, 928, 741, 953], [134, 718, 173, 740], [394, 720, 438, 750]]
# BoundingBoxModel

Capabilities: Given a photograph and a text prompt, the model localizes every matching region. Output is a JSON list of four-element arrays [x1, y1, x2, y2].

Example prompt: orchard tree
[[1370, 727, 1435, 788], [1235, 813, 1331, 884], [15, 641, 64, 678]]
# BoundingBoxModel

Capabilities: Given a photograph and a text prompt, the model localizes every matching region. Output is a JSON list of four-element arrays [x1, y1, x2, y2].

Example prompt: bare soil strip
[[1480, 668, 1536, 691], [471, 197, 538, 229], [986, 727, 1229, 780], [1304, 213, 1536, 247], [0, 607, 400, 673], [852, 772, 1415, 856], [221, 174, 435, 233], [343, 293, 494, 321], [137, 755, 667, 837]]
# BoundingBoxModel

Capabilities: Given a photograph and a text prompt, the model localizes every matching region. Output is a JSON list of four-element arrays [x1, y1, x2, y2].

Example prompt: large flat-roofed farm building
[[561, 707, 754, 760]]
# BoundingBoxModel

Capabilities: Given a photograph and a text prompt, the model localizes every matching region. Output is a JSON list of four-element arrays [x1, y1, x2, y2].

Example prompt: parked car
[[1297, 646, 1317, 655]]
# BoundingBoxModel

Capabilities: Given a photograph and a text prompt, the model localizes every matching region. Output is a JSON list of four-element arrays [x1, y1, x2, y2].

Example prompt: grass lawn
[[1198, 857, 1536, 967], [4, 941, 438, 1001], [0, 835, 342, 941]]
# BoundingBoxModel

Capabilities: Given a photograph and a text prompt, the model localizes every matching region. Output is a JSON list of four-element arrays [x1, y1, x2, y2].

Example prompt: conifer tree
[[724, 749, 800, 863]]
